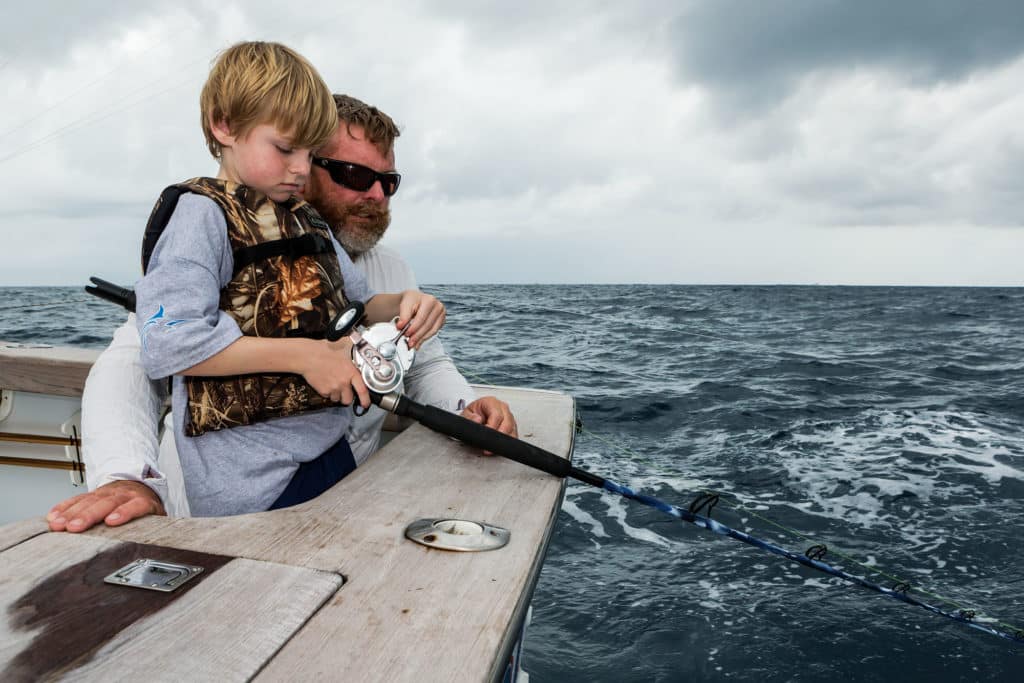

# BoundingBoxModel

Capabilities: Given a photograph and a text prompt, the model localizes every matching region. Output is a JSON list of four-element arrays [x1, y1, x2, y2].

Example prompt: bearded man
[[48, 95, 516, 531]]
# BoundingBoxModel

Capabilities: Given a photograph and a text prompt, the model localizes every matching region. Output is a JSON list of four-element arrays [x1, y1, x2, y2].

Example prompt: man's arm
[[404, 336, 517, 438], [358, 247, 516, 438], [47, 316, 168, 532]]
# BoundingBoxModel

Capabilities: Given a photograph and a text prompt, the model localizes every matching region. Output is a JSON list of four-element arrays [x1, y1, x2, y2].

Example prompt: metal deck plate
[[103, 558, 204, 592], [405, 518, 511, 552]]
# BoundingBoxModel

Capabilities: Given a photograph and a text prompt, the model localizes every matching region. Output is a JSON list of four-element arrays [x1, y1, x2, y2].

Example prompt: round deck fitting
[[405, 518, 510, 552]]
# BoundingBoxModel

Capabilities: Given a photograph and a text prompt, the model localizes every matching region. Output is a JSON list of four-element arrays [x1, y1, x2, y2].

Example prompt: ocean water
[[2, 284, 1022, 681]]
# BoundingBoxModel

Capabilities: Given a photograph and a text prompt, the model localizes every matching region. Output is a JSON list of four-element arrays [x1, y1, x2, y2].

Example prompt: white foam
[[564, 406, 1021, 603], [757, 406, 1023, 532], [560, 497, 609, 538], [697, 579, 726, 611], [599, 491, 676, 549]]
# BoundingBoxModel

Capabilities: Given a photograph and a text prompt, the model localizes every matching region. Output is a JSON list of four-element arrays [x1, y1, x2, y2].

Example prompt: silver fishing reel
[[327, 302, 415, 395], [349, 317, 415, 393]]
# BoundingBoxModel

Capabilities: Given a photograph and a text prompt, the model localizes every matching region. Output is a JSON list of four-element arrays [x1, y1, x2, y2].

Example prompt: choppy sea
[[2, 284, 1022, 681]]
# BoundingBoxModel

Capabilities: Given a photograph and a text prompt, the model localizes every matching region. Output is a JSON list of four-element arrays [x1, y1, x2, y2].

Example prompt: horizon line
[[2, 282, 1022, 289]]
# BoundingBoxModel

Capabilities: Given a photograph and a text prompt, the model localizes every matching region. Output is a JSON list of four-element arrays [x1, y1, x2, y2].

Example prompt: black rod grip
[[390, 395, 605, 485], [85, 277, 136, 312]]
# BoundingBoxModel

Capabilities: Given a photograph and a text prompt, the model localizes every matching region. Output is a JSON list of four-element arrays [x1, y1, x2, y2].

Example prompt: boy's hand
[[396, 290, 446, 349], [299, 338, 371, 408], [47, 480, 166, 533]]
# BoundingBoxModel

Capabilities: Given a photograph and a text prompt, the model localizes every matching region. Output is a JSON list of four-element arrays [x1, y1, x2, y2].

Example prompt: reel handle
[[326, 301, 366, 341]]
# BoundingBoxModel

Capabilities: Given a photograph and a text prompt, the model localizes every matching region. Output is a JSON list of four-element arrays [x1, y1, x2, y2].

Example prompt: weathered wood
[[65, 558, 341, 681], [85, 386, 574, 682], [85, 387, 571, 559], [1, 535, 231, 681], [0, 533, 342, 681], [0, 518, 47, 552], [0, 534, 123, 679], [0, 343, 99, 397], [0, 376, 574, 682], [255, 428, 569, 680], [382, 412, 414, 433]]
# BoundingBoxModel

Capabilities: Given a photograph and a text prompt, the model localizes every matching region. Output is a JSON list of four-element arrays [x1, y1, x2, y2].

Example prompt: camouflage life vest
[[142, 177, 349, 436]]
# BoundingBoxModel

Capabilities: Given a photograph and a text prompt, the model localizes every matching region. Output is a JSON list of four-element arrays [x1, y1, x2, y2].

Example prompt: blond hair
[[200, 41, 337, 158], [333, 94, 401, 157]]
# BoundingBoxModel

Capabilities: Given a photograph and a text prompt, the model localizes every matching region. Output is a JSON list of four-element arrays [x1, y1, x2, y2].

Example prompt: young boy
[[134, 41, 445, 516]]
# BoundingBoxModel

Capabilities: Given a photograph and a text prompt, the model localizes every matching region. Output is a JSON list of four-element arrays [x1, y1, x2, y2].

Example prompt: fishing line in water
[[455, 364, 1024, 642], [579, 425, 1024, 638], [599, 478, 1024, 643]]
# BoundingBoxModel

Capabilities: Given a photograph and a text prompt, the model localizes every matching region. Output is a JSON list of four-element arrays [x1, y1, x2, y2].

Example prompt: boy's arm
[[137, 196, 375, 410], [183, 335, 370, 407], [134, 194, 244, 380]]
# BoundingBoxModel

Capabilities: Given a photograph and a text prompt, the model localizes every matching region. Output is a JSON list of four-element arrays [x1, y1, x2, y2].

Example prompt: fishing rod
[[85, 279, 1024, 644], [0, 277, 134, 315], [369, 389, 1023, 644], [321, 300, 1024, 645], [85, 277, 137, 312]]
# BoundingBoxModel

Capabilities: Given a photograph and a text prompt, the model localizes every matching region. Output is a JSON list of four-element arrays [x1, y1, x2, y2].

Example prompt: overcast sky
[[1, 1, 1022, 286]]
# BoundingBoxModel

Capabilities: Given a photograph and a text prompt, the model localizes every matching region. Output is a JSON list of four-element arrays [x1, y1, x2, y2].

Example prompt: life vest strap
[[231, 232, 334, 275]]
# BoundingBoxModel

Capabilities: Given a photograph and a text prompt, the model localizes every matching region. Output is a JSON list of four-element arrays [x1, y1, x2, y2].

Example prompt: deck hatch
[[103, 558, 204, 592]]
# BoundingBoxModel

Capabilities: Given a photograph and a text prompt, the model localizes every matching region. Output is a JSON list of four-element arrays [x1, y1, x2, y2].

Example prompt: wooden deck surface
[[0, 344, 575, 683], [1, 534, 341, 681], [0, 343, 99, 397]]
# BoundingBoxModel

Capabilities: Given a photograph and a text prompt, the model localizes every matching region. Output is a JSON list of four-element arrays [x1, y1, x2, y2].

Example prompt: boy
[[134, 41, 445, 516]]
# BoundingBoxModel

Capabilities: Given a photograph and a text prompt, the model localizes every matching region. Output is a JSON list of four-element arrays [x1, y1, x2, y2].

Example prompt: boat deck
[[0, 343, 574, 681]]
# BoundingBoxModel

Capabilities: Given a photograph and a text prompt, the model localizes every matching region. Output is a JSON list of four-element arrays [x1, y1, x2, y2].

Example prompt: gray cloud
[[0, 197, 148, 221], [416, 123, 614, 201], [0, 1, 165, 71], [1, 2, 1021, 286], [670, 0, 1024, 109]]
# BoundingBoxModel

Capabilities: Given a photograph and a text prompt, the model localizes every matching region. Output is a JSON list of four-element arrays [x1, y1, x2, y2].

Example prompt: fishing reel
[[327, 301, 414, 397]]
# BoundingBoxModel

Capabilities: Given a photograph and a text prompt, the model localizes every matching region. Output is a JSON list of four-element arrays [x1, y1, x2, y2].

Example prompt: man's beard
[[315, 200, 391, 258]]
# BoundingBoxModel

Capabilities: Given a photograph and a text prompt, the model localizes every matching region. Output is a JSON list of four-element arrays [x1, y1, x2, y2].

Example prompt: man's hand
[[396, 290, 446, 350], [461, 396, 517, 456], [47, 480, 166, 533]]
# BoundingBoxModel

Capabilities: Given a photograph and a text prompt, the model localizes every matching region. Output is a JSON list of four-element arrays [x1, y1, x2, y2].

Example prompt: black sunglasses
[[312, 156, 402, 197]]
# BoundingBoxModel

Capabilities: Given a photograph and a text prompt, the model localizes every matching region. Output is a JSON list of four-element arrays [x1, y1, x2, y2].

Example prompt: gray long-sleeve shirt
[[135, 193, 373, 516]]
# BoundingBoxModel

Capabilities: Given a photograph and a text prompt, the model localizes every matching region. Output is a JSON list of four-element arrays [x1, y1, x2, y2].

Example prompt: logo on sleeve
[[141, 305, 188, 350]]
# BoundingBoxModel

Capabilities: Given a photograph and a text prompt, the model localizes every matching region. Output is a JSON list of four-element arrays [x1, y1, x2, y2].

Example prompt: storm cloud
[[0, 1, 1020, 286], [671, 1, 1024, 105]]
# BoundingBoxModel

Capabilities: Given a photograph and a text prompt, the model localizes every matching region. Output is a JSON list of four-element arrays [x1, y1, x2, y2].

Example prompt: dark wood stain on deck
[[3, 541, 232, 682]]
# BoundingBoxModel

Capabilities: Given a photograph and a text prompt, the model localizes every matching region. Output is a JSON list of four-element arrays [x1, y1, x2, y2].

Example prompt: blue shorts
[[269, 436, 357, 510]]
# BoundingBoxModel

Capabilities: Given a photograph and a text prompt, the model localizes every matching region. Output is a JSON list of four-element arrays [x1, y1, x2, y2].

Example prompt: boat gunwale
[[0, 345, 576, 681]]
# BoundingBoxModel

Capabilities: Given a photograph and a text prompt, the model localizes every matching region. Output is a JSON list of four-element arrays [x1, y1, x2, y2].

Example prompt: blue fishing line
[[601, 479, 1024, 644]]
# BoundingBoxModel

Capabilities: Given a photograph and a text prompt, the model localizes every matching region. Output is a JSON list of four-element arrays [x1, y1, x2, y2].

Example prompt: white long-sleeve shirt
[[82, 244, 476, 515]]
